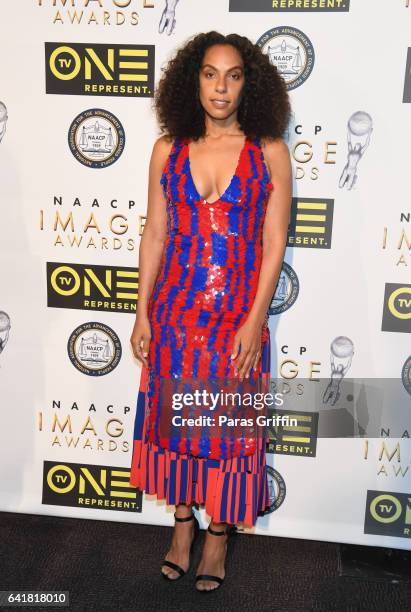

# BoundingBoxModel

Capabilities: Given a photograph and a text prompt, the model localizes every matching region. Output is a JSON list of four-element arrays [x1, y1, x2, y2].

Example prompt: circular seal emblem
[[401, 356, 411, 396], [68, 108, 125, 168], [256, 26, 315, 91], [259, 466, 286, 516], [269, 262, 299, 315], [67, 321, 122, 376]]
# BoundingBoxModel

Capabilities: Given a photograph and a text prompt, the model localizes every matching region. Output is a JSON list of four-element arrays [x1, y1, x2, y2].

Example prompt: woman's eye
[[231, 73, 240, 80]]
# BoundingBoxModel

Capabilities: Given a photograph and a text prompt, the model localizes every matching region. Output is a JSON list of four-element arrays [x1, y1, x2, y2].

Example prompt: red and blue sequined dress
[[130, 136, 273, 527]]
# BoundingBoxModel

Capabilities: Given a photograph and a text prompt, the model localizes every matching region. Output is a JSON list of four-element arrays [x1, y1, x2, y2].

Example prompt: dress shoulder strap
[[167, 136, 186, 166], [160, 136, 185, 195]]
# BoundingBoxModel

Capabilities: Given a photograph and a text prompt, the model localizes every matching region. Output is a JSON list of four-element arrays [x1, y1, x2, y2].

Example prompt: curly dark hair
[[154, 31, 291, 141]]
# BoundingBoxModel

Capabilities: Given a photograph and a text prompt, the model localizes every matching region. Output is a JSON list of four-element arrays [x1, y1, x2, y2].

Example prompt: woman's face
[[198, 44, 245, 121]]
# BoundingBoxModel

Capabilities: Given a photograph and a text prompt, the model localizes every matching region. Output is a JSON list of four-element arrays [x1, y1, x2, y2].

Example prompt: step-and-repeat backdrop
[[1, 1, 410, 550]]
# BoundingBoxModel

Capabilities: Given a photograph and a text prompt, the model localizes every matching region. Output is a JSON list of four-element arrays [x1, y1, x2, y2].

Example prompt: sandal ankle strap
[[174, 511, 195, 522], [207, 524, 228, 536]]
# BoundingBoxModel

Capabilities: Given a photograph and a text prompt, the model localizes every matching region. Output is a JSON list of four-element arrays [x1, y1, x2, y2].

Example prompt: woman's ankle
[[208, 520, 228, 533], [175, 503, 194, 520]]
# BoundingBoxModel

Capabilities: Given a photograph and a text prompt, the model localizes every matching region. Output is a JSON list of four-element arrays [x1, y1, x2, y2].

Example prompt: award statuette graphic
[[339, 111, 373, 190], [323, 336, 354, 406], [0, 101, 8, 143], [159, 0, 180, 35], [0, 311, 11, 354]]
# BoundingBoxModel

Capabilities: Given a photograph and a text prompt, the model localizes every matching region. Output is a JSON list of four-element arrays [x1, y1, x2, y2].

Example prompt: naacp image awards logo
[[68, 108, 125, 168], [67, 321, 122, 376], [256, 26, 314, 90]]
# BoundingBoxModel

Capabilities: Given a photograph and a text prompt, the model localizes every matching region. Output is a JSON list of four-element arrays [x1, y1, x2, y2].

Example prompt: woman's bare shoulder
[[149, 134, 174, 175], [152, 134, 174, 160], [260, 136, 291, 177], [260, 136, 289, 158]]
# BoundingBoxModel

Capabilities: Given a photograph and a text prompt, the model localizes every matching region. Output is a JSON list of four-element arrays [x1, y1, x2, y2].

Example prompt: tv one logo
[[42, 460, 142, 513], [381, 283, 411, 333], [364, 490, 411, 538], [47, 262, 138, 313], [45, 42, 155, 97]]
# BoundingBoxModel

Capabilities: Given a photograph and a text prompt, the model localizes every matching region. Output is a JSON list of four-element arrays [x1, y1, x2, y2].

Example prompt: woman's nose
[[215, 77, 227, 92]]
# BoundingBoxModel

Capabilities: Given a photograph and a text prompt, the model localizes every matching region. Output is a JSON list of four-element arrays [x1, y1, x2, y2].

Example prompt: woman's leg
[[195, 519, 233, 591], [161, 502, 196, 579]]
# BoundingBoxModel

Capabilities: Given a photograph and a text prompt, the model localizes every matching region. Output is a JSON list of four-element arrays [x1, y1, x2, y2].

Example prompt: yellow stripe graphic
[[119, 62, 148, 69], [297, 202, 327, 210], [116, 292, 137, 299], [296, 226, 325, 234], [111, 481, 133, 488], [110, 491, 136, 498], [117, 271, 139, 278], [296, 214, 326, 222], [117, 282, 138, 288], [119, 74, 148, 82], [119, 49, 148, 57]]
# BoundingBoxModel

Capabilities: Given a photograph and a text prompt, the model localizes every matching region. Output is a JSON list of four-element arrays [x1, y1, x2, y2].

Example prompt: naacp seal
[[67, 321, 122, 376], [269, 261, 299, 315], [68, 108, 125, 168], [256, 26, 315, 90], [401, 356, 411, 396], [259, 466, 286, 515]]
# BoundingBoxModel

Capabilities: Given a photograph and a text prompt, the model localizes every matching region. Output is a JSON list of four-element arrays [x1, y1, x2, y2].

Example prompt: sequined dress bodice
[[147, 135, 273, 381]]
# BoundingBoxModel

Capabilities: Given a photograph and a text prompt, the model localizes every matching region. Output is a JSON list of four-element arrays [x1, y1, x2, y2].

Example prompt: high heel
[[195, 523, 237, 592], [161, 511, 200, 580]]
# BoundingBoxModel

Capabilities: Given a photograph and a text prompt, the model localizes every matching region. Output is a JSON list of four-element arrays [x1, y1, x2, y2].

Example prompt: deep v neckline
[[186, 136, 248, 205]]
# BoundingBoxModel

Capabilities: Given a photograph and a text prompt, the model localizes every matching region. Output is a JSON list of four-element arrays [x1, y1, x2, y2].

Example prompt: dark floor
[[0, 511, 410, 612]]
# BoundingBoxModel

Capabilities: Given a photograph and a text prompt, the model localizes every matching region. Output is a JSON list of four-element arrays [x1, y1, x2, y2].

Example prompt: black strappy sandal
[[161, 511, 200, 580], [195, 523, 237, 592]]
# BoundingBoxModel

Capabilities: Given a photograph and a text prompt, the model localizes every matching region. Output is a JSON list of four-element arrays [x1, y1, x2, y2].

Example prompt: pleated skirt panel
[[129, 335, 272, 528]]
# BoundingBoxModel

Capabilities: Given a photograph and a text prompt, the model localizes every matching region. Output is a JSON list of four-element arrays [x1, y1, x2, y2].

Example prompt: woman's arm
[[130, 135, 172, 367], [231, 138, 292, 380]]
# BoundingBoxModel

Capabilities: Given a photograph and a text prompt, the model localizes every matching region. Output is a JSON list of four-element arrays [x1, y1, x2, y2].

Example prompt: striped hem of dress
[[129, 435, 271, 528]]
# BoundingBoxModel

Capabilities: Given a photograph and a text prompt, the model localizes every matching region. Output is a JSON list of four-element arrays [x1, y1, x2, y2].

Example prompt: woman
[[130, 31, 292, 592]]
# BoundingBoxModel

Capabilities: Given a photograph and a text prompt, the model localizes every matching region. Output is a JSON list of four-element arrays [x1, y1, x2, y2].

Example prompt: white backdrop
[[0, 0, 410, 551]]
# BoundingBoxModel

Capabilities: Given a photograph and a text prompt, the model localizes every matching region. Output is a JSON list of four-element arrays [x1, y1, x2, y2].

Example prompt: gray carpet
[[0, 511, 409, 611]]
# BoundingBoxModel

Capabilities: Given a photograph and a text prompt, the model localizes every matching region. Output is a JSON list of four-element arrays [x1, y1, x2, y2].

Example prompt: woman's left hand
[[230, 318, 263, 380]]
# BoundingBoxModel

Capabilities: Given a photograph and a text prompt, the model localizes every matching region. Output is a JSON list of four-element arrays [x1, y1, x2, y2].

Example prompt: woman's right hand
[[130, 314, 152, 368]]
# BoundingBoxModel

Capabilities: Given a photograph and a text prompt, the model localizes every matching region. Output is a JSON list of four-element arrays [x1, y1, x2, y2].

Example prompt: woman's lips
[[210, 99, 230, 108]]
